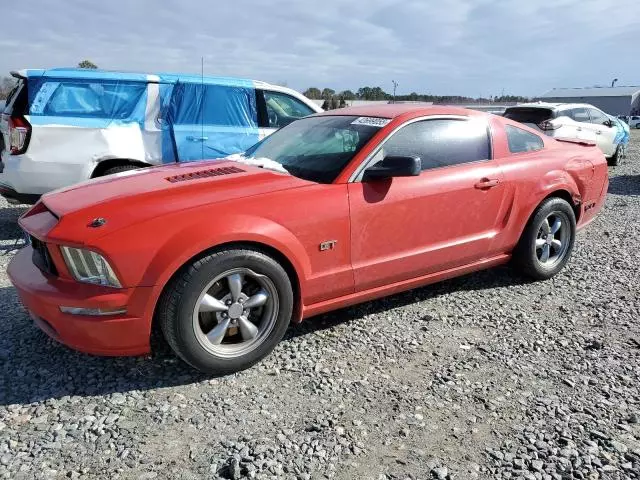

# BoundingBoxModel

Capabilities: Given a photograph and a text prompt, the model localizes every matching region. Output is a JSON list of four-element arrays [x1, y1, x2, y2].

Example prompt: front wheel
[[513, 197, 576, 280], [157, 249, 294, 374], [607, 146, 622, 167]]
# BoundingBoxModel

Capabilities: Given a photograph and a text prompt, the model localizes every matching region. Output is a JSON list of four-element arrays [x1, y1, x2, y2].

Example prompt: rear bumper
[[0, 150, 89, 196], [8, 246, 155, 356], [0, 183, 40, 204]]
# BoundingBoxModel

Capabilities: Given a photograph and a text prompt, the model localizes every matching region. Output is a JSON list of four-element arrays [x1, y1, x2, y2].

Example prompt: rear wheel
[[157, 248, 293, 374], [513, 197, 576, 280]]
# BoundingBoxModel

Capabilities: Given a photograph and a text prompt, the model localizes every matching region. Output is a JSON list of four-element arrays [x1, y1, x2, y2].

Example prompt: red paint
[[8, 106, 608, 356]]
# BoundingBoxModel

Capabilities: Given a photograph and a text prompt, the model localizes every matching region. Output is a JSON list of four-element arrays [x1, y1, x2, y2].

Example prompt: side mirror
[[363, 155, 421, 181], [603, 119, 614, 128]]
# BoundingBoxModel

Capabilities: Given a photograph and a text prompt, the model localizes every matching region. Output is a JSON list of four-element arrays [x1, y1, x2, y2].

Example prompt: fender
[[140, 213, 312, 296], [534, 169, 582, 208], [504, 170, 581, 250]]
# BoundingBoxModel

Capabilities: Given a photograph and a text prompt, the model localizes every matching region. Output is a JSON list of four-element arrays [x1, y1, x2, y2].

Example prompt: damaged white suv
[[0, 68, 321, 204], [504, 102, 627, 166]]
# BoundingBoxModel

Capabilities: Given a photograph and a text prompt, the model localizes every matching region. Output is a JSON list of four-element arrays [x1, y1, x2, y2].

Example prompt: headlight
[[60, 246, 122, 288]]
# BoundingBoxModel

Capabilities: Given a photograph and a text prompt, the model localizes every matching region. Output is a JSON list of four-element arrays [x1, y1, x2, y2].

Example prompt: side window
[[571, 108, 590, 122], [169, 83, 258, 127], [378, 119, 491, 171], [201, 84, 258, 127], [263, 91, 315, 128], [558, 109, 575, 120], [587, 108, 609, 125], [505, 125, 544, 153], [34, 81, 147, 119]]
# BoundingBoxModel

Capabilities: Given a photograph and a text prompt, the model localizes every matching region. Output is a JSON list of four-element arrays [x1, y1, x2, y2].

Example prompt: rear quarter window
[[505, 125, 544, 153], [29, 80, 147, 119]]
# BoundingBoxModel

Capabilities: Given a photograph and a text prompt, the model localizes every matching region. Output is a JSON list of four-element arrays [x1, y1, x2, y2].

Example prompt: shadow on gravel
[[608, 175, 640, 196], [284, 265, 529, 340], [0, 206, 27, 242], [0, 266, 527, 406], [0, 286, 207, 406]]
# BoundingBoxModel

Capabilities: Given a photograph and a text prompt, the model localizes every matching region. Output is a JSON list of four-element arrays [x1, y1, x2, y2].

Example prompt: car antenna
[[201, 56, 204, 161]]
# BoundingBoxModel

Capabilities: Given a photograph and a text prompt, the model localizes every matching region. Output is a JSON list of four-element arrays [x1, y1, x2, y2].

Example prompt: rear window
[[504, 107, 554, 124], [29, 80, 147, 120], [3, 78, 28, 116]]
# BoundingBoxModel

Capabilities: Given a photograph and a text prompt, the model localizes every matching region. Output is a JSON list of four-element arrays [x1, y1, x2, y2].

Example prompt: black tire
[[157, 248, 293, 375], [607, 146, 622, 167], [101, 164, 142, 176], [513, 197, 576, 280]]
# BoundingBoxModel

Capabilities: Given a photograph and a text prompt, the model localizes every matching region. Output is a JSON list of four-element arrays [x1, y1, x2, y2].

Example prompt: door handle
[[595, 131, 602, 135], [576, 127, 582, 131], [186, 136, 209, 142], [474, 178, 500, 189]]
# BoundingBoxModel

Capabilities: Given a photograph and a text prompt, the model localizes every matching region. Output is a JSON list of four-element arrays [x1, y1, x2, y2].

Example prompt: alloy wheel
[[535, 212, 570, 268], [192, 268, 279, 358]]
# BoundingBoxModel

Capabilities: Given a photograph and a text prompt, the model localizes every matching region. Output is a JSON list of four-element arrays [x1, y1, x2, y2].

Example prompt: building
[[539, 86, 640, 116]]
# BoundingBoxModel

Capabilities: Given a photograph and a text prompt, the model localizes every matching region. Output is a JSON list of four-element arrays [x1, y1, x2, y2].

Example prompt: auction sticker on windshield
[[351, 117, 391, 127]]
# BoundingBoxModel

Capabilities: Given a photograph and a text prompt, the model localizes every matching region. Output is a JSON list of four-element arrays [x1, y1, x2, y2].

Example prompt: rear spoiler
[[555, 137, 596, 147], [10, 70, 27, 80]]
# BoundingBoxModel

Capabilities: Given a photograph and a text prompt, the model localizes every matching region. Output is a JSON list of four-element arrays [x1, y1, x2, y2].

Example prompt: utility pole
[[392, 80, 398, 103]]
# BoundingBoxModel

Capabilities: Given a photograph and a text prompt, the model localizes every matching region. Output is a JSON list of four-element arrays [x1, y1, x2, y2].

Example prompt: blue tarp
[[22, 68, 260, 162], [162, 79, 259, 162], [27, 76, 148, 128]]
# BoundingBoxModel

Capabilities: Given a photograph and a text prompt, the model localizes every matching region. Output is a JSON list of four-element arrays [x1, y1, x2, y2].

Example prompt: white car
[[504, 102, 624, 165], [629, 116, 640, 129], [0, 68, 322, 204]]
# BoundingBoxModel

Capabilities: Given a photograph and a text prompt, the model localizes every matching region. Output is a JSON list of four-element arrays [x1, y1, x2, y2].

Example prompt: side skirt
[[301, 254, 511, 319]]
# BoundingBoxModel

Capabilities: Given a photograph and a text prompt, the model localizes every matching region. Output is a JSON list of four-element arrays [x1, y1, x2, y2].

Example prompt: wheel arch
[[149, 236, 307, 344], [91, 158, 153, 178], [541, 189, 581, 222], [510, 185, 581, 253]]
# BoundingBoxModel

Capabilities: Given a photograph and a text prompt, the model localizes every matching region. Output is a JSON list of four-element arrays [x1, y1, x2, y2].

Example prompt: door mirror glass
[[363, 155, 421, 181]]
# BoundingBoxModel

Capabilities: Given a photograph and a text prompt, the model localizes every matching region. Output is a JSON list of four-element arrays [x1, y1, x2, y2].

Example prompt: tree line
[[303, 86, 530, 110]]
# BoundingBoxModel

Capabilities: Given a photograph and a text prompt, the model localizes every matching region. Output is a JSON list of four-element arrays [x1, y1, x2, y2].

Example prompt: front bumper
[[8, 246, 155, 356]]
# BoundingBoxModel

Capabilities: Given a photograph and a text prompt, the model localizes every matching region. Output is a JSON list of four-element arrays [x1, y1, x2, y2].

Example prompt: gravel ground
[[1, 133, 639, 480]]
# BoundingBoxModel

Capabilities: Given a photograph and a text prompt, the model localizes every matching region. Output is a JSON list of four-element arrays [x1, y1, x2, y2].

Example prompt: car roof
[[509, 102, 598, 111], [315, 104, 486, 119], [11, 68, 276, 90]]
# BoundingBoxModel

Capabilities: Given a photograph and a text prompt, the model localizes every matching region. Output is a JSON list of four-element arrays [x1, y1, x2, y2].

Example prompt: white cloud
[[1, 0, 638, 96]]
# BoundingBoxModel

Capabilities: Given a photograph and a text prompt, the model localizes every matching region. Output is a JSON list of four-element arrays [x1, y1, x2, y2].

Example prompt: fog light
[[60, 306, 127, 316]]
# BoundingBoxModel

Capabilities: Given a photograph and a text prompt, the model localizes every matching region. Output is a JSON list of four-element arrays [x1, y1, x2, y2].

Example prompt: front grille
[[30, 236, 58, 276]]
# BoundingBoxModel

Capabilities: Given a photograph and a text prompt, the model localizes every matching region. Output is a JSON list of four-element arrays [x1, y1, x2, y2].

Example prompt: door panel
[[348, 163, 506, 292], [585, 108, 617, 156], [168, 82, 260, 162]]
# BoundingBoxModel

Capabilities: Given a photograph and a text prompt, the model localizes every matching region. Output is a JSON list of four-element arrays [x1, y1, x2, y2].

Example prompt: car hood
[[39, 160, 312, 241]]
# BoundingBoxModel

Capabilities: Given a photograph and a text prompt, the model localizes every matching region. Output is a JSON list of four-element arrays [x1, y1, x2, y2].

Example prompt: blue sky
[[2, 0, 638, 97]]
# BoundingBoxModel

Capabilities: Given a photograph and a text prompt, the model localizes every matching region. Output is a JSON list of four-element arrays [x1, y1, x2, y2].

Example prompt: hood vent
[[166, 166, 245, 183]]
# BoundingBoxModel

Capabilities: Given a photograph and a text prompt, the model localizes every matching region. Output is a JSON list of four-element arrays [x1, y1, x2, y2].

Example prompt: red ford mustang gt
[[8, 105, 608, 374]]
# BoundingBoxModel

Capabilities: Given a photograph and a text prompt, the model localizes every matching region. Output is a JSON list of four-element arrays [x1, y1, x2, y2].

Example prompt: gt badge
[[319, 240, 337, 251]]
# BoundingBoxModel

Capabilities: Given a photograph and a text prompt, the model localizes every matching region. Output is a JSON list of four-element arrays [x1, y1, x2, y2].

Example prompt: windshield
[[242, 115, 384, 183]]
